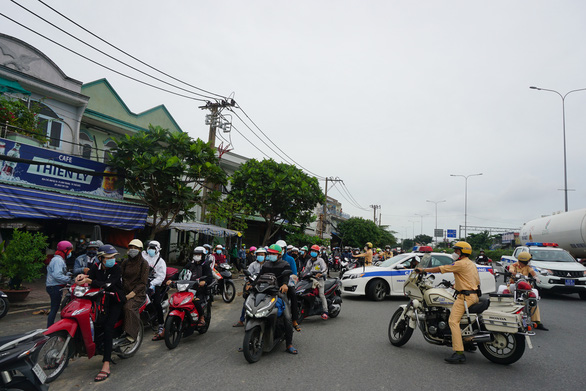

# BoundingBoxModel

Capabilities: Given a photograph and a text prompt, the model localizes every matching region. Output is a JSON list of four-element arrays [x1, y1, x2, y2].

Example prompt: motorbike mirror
[[427, 274, 436, 281]]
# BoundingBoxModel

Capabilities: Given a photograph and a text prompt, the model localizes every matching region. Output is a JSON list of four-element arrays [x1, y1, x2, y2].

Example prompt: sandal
[[197, 319, 206, 327], [152, 333, 164, 341], [292, 322, 301, 332], [232, 321, 244, 327], [94, 370, 110, 382], [285, 345, 298, 355]]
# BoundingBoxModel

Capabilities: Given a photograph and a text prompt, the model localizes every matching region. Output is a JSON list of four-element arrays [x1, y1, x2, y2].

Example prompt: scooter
[[211, 263, 236, 303], [242, 270, 291, 363], [163, 279, 214, 349], [0, 329, 49, 390], [141, 267, 177, 331], [0, 290, 9, 319], [38, 283, 145, 383], [339, 257, 359, 276], [295, 270, 342, 322]]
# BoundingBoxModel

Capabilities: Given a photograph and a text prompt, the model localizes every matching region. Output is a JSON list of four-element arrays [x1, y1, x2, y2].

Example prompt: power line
[[35, 0, 227, 100], [0, 13, 209, 102], [340, 181, 369, 210], [9, 0, 219, 101]]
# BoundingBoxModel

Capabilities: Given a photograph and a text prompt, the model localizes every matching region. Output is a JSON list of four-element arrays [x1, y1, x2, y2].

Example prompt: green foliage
[[402, 239, 414, 249], [0, 96, 47, 143], [285, 231, 330, 248], [0, 229, 48, 289], [466, 231, 495, 251], [336, 217, 397, 248], [109, 125, 226, 237], [228, 159, 325, 245], [204, 198, 248, 233], [471, 249, 514, 261], [414, 234, 433, 245]]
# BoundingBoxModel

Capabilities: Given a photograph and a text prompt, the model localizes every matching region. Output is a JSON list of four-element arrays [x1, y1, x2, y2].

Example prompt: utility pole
[[199, 99, 235, 220], [321, 177, 343, 238], [370, 205, 381, 224]]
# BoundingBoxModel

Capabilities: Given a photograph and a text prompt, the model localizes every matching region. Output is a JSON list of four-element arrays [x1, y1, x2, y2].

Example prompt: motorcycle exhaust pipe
[[469, 334, 493, 343]]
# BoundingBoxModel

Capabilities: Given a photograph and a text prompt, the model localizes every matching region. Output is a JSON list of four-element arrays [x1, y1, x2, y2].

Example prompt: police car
[[341, 251, 496, 301], [500, 242, 586, 300]]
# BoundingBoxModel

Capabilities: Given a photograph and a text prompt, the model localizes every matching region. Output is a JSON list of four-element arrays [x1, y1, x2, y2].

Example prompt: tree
[[336, 217, 397, 248], [466, 231, 493, 251], [204, 198, 248, 233], [109, 125, 226, 238], [414, 234, 433, 246], [228, 159, 324, 245]]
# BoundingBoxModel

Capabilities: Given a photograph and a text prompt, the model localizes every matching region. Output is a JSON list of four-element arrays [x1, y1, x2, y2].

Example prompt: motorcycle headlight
[[256, 309, 271, 318], [73, 286, 89, 297]]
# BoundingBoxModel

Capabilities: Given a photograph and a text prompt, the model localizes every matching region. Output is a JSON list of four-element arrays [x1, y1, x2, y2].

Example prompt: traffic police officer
[[508, 252, 548, 331], [416, 241, 480, 364]]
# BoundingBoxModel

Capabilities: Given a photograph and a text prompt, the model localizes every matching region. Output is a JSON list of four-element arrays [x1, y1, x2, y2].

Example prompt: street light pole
[[530, 86, 586, 212], [450, 173, 482, 239], [414, 213, 429, 236], [427, 200, 446, 245]]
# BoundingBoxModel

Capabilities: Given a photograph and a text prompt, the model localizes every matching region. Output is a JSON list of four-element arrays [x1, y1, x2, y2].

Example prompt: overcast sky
[[3, 0, 586, 241]]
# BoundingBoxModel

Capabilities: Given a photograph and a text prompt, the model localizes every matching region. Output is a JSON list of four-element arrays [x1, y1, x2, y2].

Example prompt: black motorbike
[[242, 270, 291, 363], [0, 290, 9, 319], [295, 270, 342, 322], [0, 329, 49, 390], [212, 263, 236, 303]]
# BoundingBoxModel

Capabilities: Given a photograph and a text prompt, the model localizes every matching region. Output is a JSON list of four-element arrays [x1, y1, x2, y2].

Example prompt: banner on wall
[[0, 137, 123, 199]]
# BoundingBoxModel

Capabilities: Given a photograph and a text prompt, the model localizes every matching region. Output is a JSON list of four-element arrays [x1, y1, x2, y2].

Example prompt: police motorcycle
[[242, 269, 291, 363], [497, 268, 540, 330], [0, 329, 49, 390], [295, 268, 342, 323], [388, 270, 533, 365], [0, 289, 8, 319], [211, 263, 236, 303]]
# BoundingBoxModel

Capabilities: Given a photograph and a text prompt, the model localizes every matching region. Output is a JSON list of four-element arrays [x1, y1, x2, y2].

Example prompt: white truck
[[500, 242, 586, 300]]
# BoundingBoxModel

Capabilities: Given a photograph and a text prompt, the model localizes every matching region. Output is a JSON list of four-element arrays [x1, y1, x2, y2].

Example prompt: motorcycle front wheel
[[388, 307, 414, 347], [243, 326, 263, 363], [117, 321, 144, 359], [164, 315, 183, 349], [0, 296, 8, 319], [222, 280, 236, 303], [36, 330, 71, 383], [478, 332, 525, 365]]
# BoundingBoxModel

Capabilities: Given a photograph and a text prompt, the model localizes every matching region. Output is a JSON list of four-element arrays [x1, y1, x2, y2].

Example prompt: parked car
[[341, 252, 496, 301]]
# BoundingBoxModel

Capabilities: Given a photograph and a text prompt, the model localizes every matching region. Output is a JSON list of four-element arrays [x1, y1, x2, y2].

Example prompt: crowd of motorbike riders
[[42, 237, 549, 382]]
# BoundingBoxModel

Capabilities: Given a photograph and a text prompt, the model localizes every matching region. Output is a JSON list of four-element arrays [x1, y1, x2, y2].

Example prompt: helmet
[[286, 245, 293, 250], [268, 244, 282, 254], [128, 239, 143, 249], [87, 240, 103, 249], [292, 247, 299, 253], [452, 241, 472, 256], [215, 244, 224, 249], [249, 246, 257, 252], [301, 246, 308, 251], [98, 244, 118, 258], [310, 244, 321, 252], [147, 240, 161, 251], [365, 242, 373, 248], [203, 244, 212, 254], [518, 252, 532, 263], [255, 247, 267, 254], [193, 246, 205, 255], [275, 240, 287, 251], [57, 240, 73, 252]]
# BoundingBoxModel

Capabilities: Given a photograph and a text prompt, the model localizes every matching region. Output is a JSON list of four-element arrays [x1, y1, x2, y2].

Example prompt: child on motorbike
[[302, 245, 329, 320]]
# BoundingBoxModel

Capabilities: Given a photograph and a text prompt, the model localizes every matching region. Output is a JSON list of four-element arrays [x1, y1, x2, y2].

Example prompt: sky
[[3, 0, 586, 241]]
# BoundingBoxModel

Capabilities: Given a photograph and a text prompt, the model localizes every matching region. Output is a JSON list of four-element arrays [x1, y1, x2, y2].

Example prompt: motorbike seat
[[467, 297, 490, 313]]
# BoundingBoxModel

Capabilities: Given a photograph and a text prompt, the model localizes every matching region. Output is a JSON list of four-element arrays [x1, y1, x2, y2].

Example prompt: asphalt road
[[2, 279, 586, 391]]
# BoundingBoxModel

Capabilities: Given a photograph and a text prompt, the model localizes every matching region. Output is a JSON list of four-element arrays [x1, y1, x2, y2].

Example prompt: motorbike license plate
[[32, 362, 47, 384], [565, 279, 575, 286]]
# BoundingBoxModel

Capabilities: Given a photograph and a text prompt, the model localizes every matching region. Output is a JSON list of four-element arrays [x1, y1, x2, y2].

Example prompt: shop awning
[[0, 76, 31, 95], [0, 183, 148, 230], [146, 218, 240, 237]]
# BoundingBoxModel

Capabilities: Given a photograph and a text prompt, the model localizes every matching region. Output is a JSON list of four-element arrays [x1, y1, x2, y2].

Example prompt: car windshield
[[379, 253, 410, 267], [419, 254, 454, 268], [529, 249, 576, 262]]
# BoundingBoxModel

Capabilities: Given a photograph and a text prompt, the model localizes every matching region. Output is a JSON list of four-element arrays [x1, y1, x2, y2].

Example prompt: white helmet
[[276, 240, 287, 254], [147, 240, 161, 252]]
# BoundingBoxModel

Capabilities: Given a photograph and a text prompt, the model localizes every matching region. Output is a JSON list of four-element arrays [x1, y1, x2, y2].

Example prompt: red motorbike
[[37, 284, 145, 383], [163, 279, 215, 349]]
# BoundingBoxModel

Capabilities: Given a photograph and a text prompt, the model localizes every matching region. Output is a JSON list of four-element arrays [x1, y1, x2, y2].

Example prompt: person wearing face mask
[[234, 247, 266, 327], [46, 240, 74, 327], [258, 244, 297, 354], [143, 240, 168, 340], [120, 239, 149, 343], [508, 252, 548, 331], [167, 246, 212, 326], [354, 242, 374, 268], [76, 244, 124, 382], [73, 240, 103, 275], [213, 244, 227, 265], [302, 244, 329, 320], [416, 241, 480, 364]]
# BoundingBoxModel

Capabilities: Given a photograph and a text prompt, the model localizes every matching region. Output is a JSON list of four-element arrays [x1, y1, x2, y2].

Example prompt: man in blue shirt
[[276, 240, 300, 331]]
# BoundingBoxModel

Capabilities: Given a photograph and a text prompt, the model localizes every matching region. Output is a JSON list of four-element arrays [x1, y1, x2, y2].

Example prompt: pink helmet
[[57, 240, 73, 252], [249, 246, 257, 252]]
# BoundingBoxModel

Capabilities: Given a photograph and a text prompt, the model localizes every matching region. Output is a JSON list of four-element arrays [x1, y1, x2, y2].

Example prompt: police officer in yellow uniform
[[508, 252, 548, 331], [354, 242, 374, 266], [416, 241, 479, 364]]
